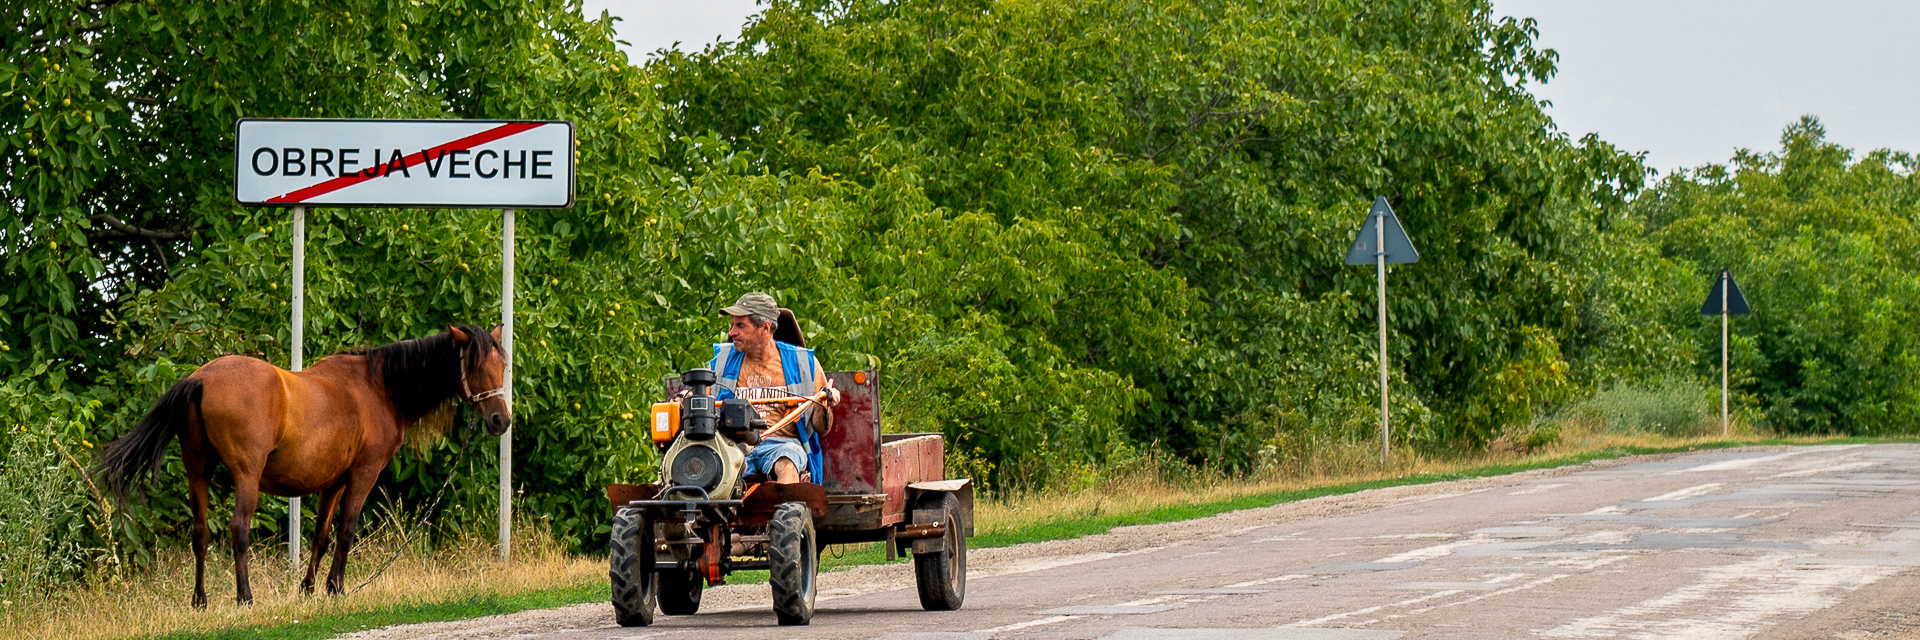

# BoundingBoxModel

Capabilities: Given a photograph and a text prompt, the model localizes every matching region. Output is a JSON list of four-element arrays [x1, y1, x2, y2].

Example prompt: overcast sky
[[581, 0, 1920, 175]]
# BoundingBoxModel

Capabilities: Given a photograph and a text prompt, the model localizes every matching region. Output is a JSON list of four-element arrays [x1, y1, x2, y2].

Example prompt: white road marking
[[1118, 596, 1178, 606], [1225, 574, 1313, 588], [1375, 537, 1486, 563], [978, 615, 1079, 633], [1642, 483, 1724, 502], [1332, 533, 1456, 540], [1284, 590, 1464, 627], [1038, 604, 1182, 615], [1670, 448, 1858, 475], [1541, 555, 1632, 571], [1557, 529, 1633, 545], [974, 546, 1168, 578], [1396, 574, 1574, 619], [1772, 461, 1879, 478], [1389, 573, 1530, 591], [1509, 483, 1570, 496], [1849, 522, 1920, 529], [1810, 530, 1879, 546], [1541, 554, 1899, 639], [1394, 488, 1493, 505]]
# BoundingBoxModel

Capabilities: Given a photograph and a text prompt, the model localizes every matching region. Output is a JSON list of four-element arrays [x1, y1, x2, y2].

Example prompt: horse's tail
[[100, 377, 201, 502]]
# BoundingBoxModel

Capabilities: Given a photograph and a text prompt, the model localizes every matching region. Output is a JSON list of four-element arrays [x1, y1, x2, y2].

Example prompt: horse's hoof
[[299, 581, 314, 595], [191, 595, 208, 609]]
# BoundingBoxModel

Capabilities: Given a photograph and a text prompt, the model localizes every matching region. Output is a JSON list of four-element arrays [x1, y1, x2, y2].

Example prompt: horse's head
[[451, 325, 513, 436]]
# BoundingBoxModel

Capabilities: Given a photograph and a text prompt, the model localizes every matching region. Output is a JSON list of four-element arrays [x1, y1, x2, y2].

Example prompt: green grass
[[148, 582, 608, 640], [154, 436, 1917, 640]]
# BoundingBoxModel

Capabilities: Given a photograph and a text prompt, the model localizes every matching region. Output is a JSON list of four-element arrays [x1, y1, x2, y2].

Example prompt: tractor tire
[[912, 492, 967, 611], [609, 508, 658, 627], [767, 501, 818, 626], [658, 567, 703, 615]]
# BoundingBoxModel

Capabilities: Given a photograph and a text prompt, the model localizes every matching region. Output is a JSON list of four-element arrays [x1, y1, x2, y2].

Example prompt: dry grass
[[0, 516, 601, 640]]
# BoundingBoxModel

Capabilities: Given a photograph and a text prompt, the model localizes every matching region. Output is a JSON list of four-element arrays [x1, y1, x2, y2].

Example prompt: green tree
[[655, 0, 1656, 465], [1634, 117, 1920, 434]]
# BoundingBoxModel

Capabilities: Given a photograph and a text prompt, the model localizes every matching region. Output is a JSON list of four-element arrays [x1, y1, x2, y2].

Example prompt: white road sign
[[235, 119, 575, 208]]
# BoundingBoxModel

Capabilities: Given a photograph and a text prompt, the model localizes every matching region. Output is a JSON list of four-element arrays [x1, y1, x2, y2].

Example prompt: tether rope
[[349, 408, 483, 594]]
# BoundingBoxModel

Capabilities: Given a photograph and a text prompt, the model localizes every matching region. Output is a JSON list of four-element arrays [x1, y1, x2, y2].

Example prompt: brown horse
[[100, 325, 511, 606]]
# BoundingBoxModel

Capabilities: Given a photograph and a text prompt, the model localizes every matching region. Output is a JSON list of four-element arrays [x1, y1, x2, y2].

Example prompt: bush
[[0, 374, 113, 600], [0, 433, 89, 600], [1562, 377, 1717, 437]]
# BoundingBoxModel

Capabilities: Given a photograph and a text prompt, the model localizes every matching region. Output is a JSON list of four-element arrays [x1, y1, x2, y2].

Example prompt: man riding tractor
[[707, 292, 840, 484], [610, 292, 968, 628]]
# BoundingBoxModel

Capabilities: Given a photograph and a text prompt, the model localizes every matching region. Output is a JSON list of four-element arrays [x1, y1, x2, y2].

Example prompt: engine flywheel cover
[[670, 443, 725, 492]]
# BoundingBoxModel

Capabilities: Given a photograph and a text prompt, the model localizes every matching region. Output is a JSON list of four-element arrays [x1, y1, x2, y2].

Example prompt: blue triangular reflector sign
[[1700, 269, 1751, 316], [1345, 196, 1418, 265]]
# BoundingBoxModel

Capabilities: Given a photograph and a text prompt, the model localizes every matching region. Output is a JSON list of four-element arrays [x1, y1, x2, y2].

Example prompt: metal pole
[[290, 206, 304, 569], [500, 209, 514, 562], [1377, 214, 1389, 465], [1722, 273, 1729, 437]]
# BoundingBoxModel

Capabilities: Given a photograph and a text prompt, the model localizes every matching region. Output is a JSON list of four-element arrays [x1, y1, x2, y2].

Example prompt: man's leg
[[772, 457, 801, 483]]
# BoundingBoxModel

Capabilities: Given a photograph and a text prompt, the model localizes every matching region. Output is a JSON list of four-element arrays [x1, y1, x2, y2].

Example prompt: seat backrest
[[774, 308, 805, 347]]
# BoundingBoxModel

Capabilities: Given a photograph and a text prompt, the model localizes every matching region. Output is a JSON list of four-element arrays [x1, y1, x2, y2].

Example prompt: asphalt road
[[350, 444, 1920, 639]]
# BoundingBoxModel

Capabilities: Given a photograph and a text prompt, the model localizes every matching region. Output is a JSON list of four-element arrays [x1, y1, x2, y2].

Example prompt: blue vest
[[708, 341, 824, 484]]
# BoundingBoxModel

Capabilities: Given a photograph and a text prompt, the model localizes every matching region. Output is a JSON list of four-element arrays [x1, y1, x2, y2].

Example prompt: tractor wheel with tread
[[912, 492, 967, 611], [609, 509, 659, 626], [658, 567, 703, 615], [767, 501, 818, 625]]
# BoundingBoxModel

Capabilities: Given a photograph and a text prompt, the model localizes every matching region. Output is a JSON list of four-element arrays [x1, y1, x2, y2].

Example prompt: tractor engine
[[657, 368, 761, 500]]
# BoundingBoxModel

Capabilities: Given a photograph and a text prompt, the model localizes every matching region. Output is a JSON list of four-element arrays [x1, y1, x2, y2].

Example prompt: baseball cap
[[720, 292, 779, 324]]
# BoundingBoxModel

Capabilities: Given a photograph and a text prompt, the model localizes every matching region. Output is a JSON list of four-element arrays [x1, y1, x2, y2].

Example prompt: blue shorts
[[745, 437, 808, 478]]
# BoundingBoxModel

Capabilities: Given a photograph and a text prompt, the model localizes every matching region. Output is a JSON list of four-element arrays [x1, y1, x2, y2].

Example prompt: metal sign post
[[499, 208, 514, 562], [1376, 214, 1388, 463], [290, 205, 304, 569], [239, 119, 573, 564], [1345, 197, 1419, 465], [1699, 269, 1750, 436]]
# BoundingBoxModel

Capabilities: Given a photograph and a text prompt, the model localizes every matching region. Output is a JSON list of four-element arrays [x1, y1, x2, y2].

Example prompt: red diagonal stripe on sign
[[265, 122, 547, 204]]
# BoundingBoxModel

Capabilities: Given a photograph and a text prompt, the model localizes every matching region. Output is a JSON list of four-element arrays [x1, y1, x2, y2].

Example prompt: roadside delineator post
[[1699, 269, 1750, 436], [1345, 197, 1419, 465]]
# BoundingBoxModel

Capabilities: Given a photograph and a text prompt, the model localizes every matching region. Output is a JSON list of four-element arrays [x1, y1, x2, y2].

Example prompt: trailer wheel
[[609, 508, 658, 627], [768, 501, 818, 625], [658, 568, 703, 615], [913, 492, 967, 611]]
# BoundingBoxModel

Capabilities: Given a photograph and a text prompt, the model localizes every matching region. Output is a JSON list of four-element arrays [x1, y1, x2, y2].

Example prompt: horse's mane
[[346, 325, 499, 451]]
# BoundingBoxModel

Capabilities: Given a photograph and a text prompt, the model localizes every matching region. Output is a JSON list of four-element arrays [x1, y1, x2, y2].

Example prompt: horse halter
[[458, 348, 508, 405]]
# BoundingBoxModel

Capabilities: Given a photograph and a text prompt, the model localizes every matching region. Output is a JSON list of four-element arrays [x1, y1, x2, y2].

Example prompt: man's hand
[[821, 377, 841, 406]]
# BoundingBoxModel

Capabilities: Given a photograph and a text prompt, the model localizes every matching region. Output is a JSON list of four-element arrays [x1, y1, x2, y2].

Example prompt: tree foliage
[[655, 0, 1652, 464], [4, 0, 1904, 590], [1632, 117, 1920, 434]]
